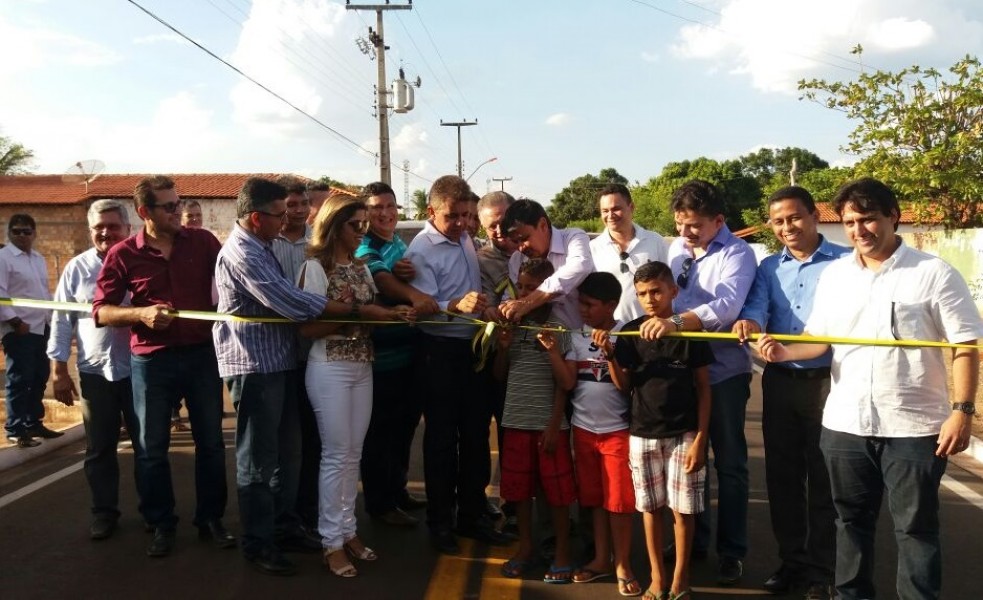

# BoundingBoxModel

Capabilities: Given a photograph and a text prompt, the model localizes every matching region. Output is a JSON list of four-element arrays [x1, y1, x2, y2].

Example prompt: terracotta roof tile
[[815, 202, 925, 224]]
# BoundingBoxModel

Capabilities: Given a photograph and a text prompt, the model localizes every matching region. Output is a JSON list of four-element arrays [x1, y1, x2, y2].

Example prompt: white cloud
[[0, 14, 120, 77], [670, 0, 983, 94], [390, 122, 430, 153], [132, 33, 188, 46], [545, 112, 571, 126]]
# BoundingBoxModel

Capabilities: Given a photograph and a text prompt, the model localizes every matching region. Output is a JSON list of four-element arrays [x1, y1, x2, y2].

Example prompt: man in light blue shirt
[[640, 179, 757, 585], [47, 200, 137, 540], [734, 186, 849, 599]]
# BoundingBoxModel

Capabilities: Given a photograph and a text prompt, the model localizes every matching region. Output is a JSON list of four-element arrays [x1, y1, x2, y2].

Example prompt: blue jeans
[[78, 372, 141, 519], [226, 371, 297, 559], [3, 330, 50, 436], [695, 372, 750, 559], [130, 344, 228, 529], [820, 428, 946, 600]]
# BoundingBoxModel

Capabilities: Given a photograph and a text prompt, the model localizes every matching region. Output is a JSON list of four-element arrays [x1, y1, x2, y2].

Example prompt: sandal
[[501, 557, 536, 578], [323, 548, 357, 578], [573, 567, 613, 583], [618, 577, 643, 596], [669, 590, 691, 600], [344, 536, 378, 561], [543, 563, 574, 584], [642, 588, 668, 600]]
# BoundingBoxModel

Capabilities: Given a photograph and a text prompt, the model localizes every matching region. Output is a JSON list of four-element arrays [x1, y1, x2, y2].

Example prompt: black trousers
[[293, 362, 322, 529], [420, 334, 491, 532]]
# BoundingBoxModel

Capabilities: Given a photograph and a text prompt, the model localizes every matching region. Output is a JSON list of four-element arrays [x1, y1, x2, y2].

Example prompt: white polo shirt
[[589, 224, 668, 321], [806, 242, 983, 437]]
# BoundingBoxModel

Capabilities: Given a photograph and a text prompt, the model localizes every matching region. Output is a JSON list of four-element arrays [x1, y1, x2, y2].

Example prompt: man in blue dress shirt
[[734, 186, 850, 600]]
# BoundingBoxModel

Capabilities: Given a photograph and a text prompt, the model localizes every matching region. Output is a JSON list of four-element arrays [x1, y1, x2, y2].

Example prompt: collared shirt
[[213, 224, 327, 376], [739, 236, 850, 369], [668, 225, 757, 384], [356, 229, 407, 277], [590, 223, 668, 322], [270, 224, 312, 285], [47, 248, 131, 381], [477, 242, 513, 305], [0, 244, 50, 335], [807, 241, 983, 437], [94, 227, 221, 354], [405, 220, 483, 339], [507, 226, 594, 328]]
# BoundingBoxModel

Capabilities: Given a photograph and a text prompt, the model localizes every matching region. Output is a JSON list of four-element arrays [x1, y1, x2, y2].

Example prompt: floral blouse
[[300, 259, 376, 363]]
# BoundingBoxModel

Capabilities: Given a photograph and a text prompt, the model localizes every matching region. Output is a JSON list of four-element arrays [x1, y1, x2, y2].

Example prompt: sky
[[2, 0, 982, 206]]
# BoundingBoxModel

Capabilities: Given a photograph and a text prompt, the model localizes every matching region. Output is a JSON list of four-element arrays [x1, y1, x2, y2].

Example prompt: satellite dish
[[62, 159, 106, 192]]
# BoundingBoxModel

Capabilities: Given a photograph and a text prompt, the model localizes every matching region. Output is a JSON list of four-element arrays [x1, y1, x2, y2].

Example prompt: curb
[[0, 423, 84, 472]]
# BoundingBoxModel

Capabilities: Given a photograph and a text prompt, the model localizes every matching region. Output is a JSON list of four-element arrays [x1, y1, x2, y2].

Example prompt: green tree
[[799, 54, 983, 229], [546, 168, 628, 227], [738, 146, 829, 187], [0, 133, 35, 175], [410, 189, 428, 220]]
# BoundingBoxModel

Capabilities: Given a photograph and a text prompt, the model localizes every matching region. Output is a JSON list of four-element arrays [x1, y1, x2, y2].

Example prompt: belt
[[768, 364, 831, 380]]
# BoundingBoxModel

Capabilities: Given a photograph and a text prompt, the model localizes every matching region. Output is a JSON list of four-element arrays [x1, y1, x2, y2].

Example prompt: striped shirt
[[47, 248, 131, 382], [270, 225, 312, 286], [213, 224, 327, 376], [501, 314, 572, 431]]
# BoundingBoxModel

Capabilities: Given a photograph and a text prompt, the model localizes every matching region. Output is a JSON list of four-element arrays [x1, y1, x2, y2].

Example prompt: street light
[[465, 157, 497, 182]]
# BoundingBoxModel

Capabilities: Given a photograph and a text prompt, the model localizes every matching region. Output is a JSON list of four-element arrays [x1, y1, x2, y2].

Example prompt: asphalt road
[[2, 372, 982, 600]]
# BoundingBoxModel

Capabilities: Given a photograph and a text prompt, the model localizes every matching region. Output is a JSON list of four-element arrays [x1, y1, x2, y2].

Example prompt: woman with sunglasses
[[298, 195, 414, 578]]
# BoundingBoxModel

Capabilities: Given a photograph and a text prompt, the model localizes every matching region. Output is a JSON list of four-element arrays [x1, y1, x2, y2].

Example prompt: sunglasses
[[346, 219, 370, 233], [676, 257, 694, 289], [619, 251, 631, 274], [150, 202, 181, 214], [9, 228, 34, 236]]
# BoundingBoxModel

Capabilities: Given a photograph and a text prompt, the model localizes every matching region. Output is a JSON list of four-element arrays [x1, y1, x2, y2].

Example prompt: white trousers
[[306, 360, 373, 550]]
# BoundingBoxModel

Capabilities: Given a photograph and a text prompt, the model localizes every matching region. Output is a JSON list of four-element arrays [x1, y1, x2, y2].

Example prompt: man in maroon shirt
[[93, 176, 233, 558]]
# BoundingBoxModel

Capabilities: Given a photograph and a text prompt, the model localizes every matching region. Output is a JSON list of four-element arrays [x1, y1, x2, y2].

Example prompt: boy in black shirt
[[593, 261, 713, 600]]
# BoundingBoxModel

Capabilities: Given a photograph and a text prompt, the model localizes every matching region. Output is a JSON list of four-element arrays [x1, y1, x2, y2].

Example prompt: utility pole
[[347, 1, 412, 185], [491, 176, 513, 191], [440, 119, 477, 177]]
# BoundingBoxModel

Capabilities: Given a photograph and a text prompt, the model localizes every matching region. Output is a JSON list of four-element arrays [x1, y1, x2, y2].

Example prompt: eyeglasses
[[9, 228, 34, 236], [150, 202, 181, 214], [619, 251, 631, 274], [253, 209, 288, 220], [346, 219, 370, 233], [676, 257, 694, 288]]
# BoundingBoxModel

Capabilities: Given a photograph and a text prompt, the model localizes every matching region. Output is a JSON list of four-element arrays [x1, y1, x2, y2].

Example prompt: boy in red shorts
[[594, 262, 713, 600], [494, 259, 577, 583], [569, 272, 641, 596]]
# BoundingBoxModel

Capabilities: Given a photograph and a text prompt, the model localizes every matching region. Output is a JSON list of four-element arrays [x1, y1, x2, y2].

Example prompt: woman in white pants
[[299, 195, 413, 577]]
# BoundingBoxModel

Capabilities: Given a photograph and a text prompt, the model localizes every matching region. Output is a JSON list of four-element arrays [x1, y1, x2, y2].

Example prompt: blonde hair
[[307, 195, 367, 272]]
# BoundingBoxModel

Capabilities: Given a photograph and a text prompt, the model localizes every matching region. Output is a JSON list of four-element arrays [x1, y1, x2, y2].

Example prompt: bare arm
[[756, 333, 830, 363], [538, 331, 576, 391], [936, 344, 980, 457], [685, 365, 712, 473], [96, 304, 175, 330]]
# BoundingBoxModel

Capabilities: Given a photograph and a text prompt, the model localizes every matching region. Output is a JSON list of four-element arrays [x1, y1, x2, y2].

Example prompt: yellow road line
[[424, 539, 475, 600], [478, 544, 520, 600]]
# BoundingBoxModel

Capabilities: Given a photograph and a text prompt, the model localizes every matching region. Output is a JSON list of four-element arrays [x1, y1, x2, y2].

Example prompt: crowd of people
[[0, 172, 979, 600]]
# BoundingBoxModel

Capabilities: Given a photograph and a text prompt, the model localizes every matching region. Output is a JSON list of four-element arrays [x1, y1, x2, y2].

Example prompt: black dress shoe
[[397, 492, 428, 511], [90, 516, 118, 540], [455, 518, 511, 546], [198, 520, 237, 549], [763, 565, 803, 594], [718, 556, 744, 586], [275, 526, 322, 553], [486, 499, 503, 519], [430, 529, 460, 555], [28, 424, 64, 439], [6, 434, 41, 448], [147, 528, 176, 557], [247, 551, 297, 576], [373, 508, 419, 527]]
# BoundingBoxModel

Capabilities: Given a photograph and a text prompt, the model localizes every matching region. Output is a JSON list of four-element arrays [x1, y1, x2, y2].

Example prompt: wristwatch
[[669, 314, 684, 331], [952, 402, 977, 415]]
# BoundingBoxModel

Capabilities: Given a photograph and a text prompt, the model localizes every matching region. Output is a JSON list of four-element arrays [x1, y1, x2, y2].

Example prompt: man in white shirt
[[499, 199, 594, 328], [589, 183, 668, 321], [0, 213, 56, 448], [47, 200, 137, 538], [758, 178, 982, 600]]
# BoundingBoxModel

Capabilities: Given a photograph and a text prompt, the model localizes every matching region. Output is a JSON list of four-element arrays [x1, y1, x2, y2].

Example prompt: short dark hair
[[768, 185, 817, 213], [597, 183, 632, 203], [634, 261, 674, 286], [577, 272, 622, 303], [8, 213, 36, 231], [670, 179, 726, 217], [428, 175, 472, 209], [237, 177, 287, 218], [134, 175, 175, 209], [519, 258, 554, 281], [306, 180, 331, 192], [275, 175, 308, 196], [501, 199, 550, 234], [832, 177, 900, 230], [362, 181, 395, 197]]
